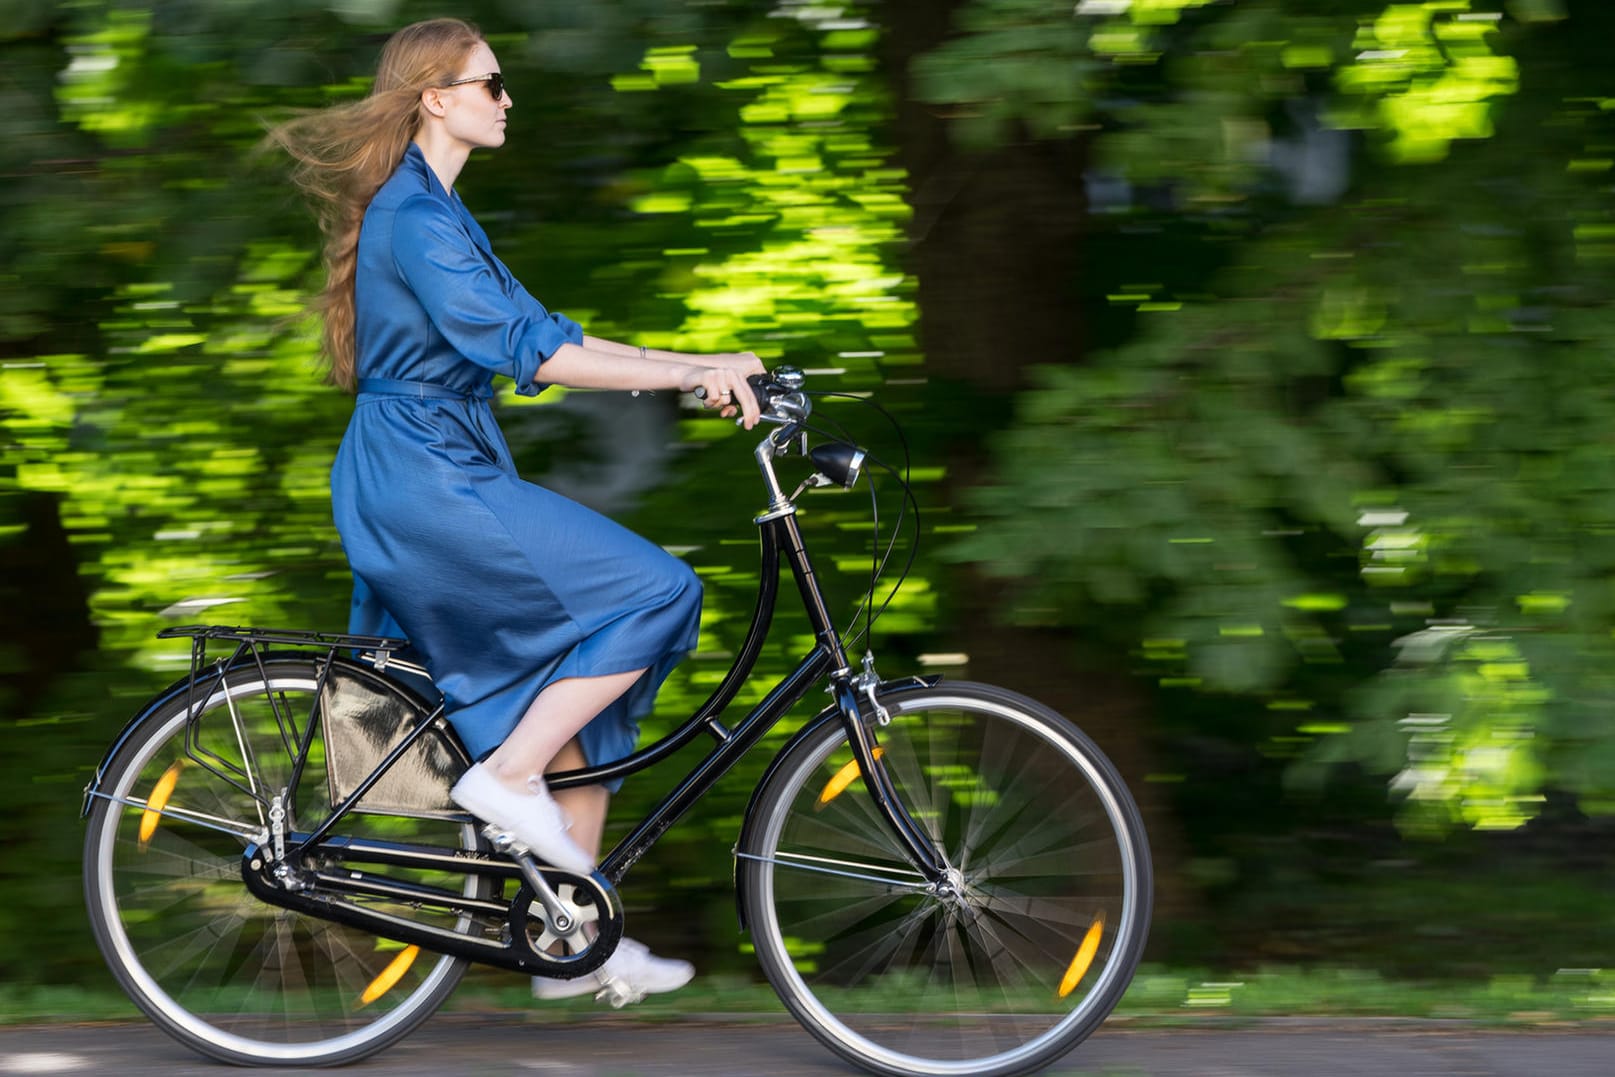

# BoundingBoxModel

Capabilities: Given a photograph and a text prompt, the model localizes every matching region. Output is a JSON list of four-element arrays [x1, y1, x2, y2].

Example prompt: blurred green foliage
[[7, 0, 1615, 995], [934, 0, 1615, 839]]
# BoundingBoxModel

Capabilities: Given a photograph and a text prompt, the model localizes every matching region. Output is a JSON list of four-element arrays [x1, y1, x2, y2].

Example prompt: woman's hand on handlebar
[[680, 365, 763, 429]]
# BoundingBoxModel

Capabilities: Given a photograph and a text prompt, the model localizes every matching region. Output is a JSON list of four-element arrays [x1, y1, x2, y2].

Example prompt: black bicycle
[[80, 368, 1152, 1077]]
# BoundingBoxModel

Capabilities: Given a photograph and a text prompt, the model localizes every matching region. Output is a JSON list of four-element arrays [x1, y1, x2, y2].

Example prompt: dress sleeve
[[391, 193, 582, 395]]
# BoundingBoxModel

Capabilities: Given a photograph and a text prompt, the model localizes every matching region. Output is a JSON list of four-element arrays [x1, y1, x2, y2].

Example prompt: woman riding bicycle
[[267, 16, 763, 1001]]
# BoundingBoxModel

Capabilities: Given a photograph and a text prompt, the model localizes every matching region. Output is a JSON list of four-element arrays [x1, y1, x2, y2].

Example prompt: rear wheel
[[83, 658, 488, 1066], [740, 682, 1151, 1077]]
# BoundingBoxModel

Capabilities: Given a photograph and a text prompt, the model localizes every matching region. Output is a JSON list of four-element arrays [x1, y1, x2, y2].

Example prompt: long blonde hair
[[265, 18, 483, 391]]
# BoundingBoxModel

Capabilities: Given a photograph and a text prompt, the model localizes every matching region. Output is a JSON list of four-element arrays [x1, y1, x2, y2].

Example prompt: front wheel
[[740, 682, 1152, 1077]]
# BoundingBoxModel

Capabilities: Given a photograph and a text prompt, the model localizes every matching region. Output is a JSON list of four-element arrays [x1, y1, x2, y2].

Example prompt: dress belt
[[356, 377, 492, 401]]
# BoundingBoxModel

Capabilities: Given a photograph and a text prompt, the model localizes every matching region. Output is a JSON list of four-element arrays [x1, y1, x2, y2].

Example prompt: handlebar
[[738, 365, 905, 645], [751, 369, 810, 427]]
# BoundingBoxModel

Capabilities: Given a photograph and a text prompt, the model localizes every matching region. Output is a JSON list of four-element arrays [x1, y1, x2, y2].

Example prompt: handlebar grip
[[746, 373, 773, 411]]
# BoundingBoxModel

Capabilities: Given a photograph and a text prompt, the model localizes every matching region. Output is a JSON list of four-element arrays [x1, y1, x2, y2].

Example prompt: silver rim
[[88, 671, 470, 1064], [750, 690, 1145, 1077]]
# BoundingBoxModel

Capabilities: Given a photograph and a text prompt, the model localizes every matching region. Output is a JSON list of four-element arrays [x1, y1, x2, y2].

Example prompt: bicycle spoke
[[972, 883, 1116, 931], [971, 831, 1119, 880], [142, 906, 251, 984], [814, 893, 938, 989], [111, 832, 237, 886], [874, 724, 942, 846], [794, 891, 928, 965], [312, 924, 381, 1012], [970, 901, 1083, 990], [779, 805, 907, 864]]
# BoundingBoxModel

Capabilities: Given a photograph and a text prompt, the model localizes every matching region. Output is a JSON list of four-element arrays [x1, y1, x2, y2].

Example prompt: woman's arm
[[582, 335, 765, 379], [540, 339, 764, 428]]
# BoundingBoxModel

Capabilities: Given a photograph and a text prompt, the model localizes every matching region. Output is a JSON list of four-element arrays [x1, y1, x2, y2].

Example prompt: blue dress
[[331, 143, 702, 776]]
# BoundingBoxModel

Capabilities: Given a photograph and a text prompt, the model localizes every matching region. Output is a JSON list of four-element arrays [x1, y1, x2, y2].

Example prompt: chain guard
[[240, 838, 624, 977]]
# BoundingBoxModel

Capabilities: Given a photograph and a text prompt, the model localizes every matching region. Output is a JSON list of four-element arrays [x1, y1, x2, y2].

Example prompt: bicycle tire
[[83, 657, 486, 1066], [739, 681, 1152, 1077]]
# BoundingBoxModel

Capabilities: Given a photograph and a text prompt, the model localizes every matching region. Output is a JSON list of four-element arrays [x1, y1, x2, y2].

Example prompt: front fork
[[830, 668, 949, 885]]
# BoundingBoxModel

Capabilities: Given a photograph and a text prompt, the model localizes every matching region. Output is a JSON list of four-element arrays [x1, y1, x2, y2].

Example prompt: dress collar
[[397, 142, 490, 254], [400, 142, 454, 202]]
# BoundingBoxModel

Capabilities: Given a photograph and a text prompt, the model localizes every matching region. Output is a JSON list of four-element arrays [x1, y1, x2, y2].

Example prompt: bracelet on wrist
[[632, 345, 652, 397]]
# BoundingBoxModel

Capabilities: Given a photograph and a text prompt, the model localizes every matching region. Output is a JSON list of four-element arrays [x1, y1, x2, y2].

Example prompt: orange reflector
[[817, 747, 884, 808], [138, 761, 185, 848], [1057, 915, 1106, 999], [358, 945, 421, 1007]]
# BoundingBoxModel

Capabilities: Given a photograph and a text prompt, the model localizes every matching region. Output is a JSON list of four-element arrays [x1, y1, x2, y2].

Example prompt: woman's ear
[[419, 86, 447, 118]]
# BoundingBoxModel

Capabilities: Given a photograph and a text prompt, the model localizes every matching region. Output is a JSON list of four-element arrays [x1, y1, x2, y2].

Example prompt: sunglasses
[[444, 72, 506, 101]]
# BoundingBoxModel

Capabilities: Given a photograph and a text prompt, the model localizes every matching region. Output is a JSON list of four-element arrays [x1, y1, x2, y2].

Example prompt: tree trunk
[[878, 0, 1089, 389], [0, 491, 97, 720]]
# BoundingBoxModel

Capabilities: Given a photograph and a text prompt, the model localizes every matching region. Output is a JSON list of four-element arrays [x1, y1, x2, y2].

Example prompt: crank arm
[[484, 826, 584, 938]]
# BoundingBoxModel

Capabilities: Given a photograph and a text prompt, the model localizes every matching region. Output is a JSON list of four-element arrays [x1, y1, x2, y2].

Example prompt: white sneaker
[[449, 763, 593, 875], [531, 938, 695, 1006]]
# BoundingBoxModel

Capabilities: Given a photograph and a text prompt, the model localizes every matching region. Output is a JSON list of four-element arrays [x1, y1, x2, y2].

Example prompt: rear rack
[[158, 624, 413, 652], [158, 624, 455, 824]]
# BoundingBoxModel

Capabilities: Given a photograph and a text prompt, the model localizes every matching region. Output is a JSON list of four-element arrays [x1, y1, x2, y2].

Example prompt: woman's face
[[439, 41, 512, 150]]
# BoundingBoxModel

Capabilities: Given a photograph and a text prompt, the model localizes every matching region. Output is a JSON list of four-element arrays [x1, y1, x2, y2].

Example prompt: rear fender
[[81, 667, 226, 818]]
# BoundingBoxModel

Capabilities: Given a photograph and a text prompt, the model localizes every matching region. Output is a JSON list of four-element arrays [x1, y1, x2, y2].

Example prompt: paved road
[[2, 1016, 1610, 1076]]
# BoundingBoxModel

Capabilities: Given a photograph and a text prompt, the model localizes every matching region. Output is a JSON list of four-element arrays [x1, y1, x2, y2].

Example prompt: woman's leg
[[544, 738, 610, 860], [481, 667, 646, 797], [471, 673, 694, 998]]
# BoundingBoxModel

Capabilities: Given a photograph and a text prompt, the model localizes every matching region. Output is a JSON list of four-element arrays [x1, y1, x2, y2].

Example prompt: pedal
[[595, 977, 645, 1009], [481, 823, 528, 857]]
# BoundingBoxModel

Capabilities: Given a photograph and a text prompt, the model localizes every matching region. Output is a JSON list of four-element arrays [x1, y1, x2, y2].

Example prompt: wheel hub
[[931, 865, 969, 903]]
